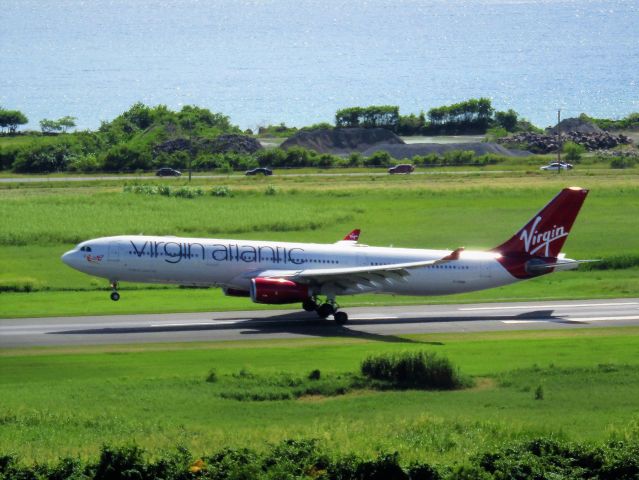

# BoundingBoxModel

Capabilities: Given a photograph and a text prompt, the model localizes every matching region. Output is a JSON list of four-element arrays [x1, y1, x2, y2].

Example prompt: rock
[[362, 142, 531, 159], [201, 134, 262, 154], [280, 128, 404, 154], [498, 131, 632, 154]]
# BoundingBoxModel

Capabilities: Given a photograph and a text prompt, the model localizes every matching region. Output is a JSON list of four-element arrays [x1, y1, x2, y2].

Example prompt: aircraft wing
[[251, 248, 464, 293]]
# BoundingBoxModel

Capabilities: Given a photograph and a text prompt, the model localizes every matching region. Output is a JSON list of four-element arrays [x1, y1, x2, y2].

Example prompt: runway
[[1, 298, 638, 348]]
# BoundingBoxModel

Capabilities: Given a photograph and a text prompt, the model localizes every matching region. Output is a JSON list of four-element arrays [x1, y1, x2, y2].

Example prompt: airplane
[[61, 187, 590, 325]]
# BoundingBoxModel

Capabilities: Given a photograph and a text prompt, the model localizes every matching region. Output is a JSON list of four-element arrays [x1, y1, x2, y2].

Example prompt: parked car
[[156, 167, 182, 177], [388, 164, 415, 174], [540, 162, 573, 171], [245, 167, 273, 176]]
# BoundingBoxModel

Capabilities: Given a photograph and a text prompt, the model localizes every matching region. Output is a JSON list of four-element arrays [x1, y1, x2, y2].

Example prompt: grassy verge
[[2, 327, 639, 462], [1, 268, 638, 318]]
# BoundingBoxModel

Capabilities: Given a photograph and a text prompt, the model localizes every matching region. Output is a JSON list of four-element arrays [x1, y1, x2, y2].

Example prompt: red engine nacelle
[[250, 277, 311, 304]]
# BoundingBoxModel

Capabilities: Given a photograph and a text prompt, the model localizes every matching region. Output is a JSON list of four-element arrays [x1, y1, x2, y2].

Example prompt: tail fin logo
[[520, 216, 568, 256], [344, 229, 361, 241]]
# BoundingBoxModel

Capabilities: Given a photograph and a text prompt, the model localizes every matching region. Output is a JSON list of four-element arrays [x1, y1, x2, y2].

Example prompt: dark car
[[245, 167, 273, 176], [388, 164, 415, 174], [156, 167, 182, 177]]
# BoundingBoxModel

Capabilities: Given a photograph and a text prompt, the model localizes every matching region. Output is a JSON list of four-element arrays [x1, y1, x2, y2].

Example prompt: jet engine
[[250, 277, 311, 304]]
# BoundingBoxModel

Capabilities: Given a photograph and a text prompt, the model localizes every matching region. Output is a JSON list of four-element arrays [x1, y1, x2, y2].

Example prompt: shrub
[[173, 186, 204, 199], [68, 152, 102, 172], [13, 142, 73, 173], [205, 369, 218, 383], [265, 184, 277, 196], [563, 141, 585, 163], [361, 351, 469, 390], [579, 254, 639, 270], [611, 157, 637, 169], [94, 444, 146, 480], [210, 185, 232, 197], [102, 144, 152, 172], [364, 150, 393, 167], [308, 369, 321, 380], [534, 384, 544, 400]]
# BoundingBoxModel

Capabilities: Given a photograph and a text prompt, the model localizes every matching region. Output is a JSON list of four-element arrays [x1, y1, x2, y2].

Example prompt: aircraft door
[[108, 242, 120, 262]]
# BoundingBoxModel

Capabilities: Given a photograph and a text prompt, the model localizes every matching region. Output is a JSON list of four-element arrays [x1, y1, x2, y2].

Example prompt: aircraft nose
[[61, 250, 76, 267]]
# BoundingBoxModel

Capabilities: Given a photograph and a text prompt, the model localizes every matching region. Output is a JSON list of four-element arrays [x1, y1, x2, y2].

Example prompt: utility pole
[[556, 109, 561, 175], [188, 119, 193, 182]]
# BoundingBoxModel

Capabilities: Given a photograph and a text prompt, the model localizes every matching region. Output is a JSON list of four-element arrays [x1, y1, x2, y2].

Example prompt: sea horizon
[[2, 0, 638, 131]]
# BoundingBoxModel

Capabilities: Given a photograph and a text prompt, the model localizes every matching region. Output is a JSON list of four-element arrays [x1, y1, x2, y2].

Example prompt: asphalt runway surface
[[1, 298, 638, 348]]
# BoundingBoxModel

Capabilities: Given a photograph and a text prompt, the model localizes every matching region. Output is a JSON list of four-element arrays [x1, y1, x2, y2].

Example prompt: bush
[[210, 185, 232, 197], [0, 146, 22, 170], [265, 184, 277, 196], [361, 351, 469, 390], [205, 369, 218, 383], [12, 142, 73, 173], [68, 152, 102, 172], [308, 369, 321, 380], [563, 141, 585, 163], [579, 254, 639, 270], [611, 157, 637, 169], [363, 150, 392, 167], [102, 144, 152, 172]]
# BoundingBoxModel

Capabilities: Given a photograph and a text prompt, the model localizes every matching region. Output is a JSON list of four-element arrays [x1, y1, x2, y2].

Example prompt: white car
[[540, 162, 573, 171]]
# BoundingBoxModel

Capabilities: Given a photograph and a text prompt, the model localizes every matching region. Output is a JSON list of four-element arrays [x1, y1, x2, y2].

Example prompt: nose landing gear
[[109, 281, 120, 301]]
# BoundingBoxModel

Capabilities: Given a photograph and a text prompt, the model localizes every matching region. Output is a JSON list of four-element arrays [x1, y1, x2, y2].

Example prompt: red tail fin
[[493, 187, 588, 257], [343, 229, 361, 241]]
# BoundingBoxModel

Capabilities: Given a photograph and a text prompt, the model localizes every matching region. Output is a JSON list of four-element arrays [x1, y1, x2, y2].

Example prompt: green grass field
[[2, 169, 639, 469], [2, 328, 639, 463], [1, 170, 638, 317]]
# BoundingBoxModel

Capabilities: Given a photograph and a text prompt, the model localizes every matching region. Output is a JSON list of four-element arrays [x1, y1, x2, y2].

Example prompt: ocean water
[[1, 0, 638, 131]]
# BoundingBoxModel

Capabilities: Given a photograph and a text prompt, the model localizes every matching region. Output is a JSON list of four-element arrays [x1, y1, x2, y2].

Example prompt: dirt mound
[[546, 117, 602, 135], [280, 128, 404, 154], [362, 142, 531, 159]]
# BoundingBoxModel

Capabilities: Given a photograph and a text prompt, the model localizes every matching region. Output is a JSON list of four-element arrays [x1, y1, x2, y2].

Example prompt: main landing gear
[[303, 297, 349, 325], [109, 281, 120, 301]]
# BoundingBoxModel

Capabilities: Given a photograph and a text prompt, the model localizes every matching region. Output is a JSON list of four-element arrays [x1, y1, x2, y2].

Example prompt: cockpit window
[[80, 246, 92, 252]]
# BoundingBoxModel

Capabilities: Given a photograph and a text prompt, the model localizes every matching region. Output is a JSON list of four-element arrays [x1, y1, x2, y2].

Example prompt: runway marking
[[502, 315, 639, 324], [461, 302, 639, 311], [501, 320, 544, 324], [566, 315, 639, 322], [348, 315, 398, 320]]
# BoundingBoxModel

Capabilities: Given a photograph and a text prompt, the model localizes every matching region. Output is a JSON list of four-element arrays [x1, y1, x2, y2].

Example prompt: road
[[1, 298, 638, 348], [0, 170, 509, 183]]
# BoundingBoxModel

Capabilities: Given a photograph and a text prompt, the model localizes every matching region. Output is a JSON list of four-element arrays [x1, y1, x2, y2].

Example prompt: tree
[[494, 109, 519, 132], [40, 119, 61, 134], [58, 116, 76, 133], [335, 106, 399, 131], [0, 109, 28, 133]]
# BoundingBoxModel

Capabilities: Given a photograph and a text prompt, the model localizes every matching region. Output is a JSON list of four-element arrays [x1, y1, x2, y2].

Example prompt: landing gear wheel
[[317, 303, 335, 319], [110, 291, 120, 301], [302, 298, 318, 312], [333, 311, 348, 325]]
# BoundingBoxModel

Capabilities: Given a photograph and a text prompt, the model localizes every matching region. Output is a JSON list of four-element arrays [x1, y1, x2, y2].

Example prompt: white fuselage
[[62, 235, 519, 296]]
